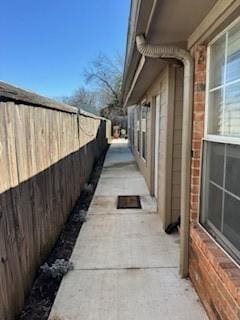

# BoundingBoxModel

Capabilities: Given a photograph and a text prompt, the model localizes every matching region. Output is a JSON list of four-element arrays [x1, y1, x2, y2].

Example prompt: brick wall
[[190, 45, 206, 223], [189, 45, 240, 320]]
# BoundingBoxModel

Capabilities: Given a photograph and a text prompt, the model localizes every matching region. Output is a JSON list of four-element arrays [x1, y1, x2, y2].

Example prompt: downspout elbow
[[136, 34, 192, 68]]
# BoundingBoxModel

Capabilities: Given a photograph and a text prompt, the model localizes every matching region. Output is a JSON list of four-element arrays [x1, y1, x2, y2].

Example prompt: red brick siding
[[189, 45, 240, 319], [190, 44, 206, 222], [190, 226, 240, 320]]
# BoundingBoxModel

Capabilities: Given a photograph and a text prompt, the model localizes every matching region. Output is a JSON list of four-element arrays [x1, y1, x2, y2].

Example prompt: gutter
[[122, 0, 142, 98], [122, 0, 157, 104], [136, 34, 194, 278]]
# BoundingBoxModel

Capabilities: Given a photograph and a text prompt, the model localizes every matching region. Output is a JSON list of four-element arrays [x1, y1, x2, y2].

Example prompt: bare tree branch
[[83, 53, 124, 112], [85, 72, 119, 101], [63, 53, 126, 119]]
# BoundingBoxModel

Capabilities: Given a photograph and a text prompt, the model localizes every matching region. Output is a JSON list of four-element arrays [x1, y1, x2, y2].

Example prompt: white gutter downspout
[[136, 34, 193, 278]]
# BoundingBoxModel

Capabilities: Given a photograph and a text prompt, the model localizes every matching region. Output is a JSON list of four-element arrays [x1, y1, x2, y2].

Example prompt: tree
[[62, 87, 99, 115], [83, 53, 125, 116], [62, 53, 125, 117]]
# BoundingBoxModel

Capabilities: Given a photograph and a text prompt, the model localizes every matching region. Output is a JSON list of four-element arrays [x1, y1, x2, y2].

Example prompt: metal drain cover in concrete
[[117, 195, 141, 209]]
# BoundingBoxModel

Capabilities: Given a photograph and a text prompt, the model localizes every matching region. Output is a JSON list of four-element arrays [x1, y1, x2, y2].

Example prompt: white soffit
[[123, 0, 218, 106], [147, 0, 218, 45]]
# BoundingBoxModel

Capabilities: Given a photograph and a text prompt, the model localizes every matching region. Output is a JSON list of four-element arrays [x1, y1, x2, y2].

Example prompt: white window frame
[[201, 16, 240, 264], [204, 15, 240, 145], [135, 106, 141, 154], [140, 105, 148, 161]]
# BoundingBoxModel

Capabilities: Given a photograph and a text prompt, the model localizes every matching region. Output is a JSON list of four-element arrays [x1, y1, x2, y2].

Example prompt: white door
[[154, 95, 161, 196]]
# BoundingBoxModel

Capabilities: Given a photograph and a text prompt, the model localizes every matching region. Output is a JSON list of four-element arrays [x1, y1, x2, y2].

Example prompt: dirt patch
[[18, 146, 109, 320]]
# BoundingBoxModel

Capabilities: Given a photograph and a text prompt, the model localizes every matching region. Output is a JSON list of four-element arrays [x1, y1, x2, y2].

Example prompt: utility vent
[[117, 196, 141, 209]]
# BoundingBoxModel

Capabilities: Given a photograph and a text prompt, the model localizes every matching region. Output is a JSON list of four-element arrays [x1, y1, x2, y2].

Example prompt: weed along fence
[[0, 82, 110, 320]]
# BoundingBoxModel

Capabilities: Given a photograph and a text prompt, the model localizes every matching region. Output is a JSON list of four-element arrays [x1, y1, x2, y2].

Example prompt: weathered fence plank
[[0, 86, 110, 320]]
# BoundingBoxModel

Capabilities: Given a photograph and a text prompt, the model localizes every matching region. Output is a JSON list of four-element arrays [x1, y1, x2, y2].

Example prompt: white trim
[[209, 78, 240, 92], [209, 85, 224, 93], [124, 56, 146, 108], [204, 46, 211, 136], [201, 17, 240, 266], [197, 139, 205, 222], [204, 135, 240, 145], [208, 15, 240, 47], [188, 2, 240, 49], [209, 179, 240, 202], [222, 31, 228, 135], [205, 16, 240, 139], [208, 78, 240, 93]]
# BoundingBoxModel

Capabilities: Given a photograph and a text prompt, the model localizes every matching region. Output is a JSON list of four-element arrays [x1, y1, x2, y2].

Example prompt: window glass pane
[[208, 89, 224, 135], [141, 117, 146, 159], [141, 106, 148, 159], [142, 132, 146, 159], [201, 142, 223, 231], [207, 183, 223, 230], [141, 118, 146, 132], [223, 193, 240, 250], [226, 144, 240, 197], [209, 35, 226, 89], [226, 23, 240, 83], [208, 142, 224, 186], [136, 107, 141, 152], [141, 106, 147, 120], [224, 82, 240, 136], [201, 141, 240, 262], [134, 109, 138, 148]]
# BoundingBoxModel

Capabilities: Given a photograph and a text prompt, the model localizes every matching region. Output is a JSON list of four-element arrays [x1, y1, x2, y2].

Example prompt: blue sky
[[0, 0, 130, 98]]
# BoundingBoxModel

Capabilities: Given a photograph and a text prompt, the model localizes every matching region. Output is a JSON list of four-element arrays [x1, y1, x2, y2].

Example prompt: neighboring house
[[123, 1, 240, 319], [100, 106, 128, 137]]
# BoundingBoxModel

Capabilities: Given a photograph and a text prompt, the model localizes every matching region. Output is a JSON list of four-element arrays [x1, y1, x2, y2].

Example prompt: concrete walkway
[[49, 140, 208, 320]]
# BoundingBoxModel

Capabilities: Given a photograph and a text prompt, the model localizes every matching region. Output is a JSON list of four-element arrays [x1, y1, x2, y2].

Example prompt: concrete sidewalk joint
[[49, 140, 208, 320]]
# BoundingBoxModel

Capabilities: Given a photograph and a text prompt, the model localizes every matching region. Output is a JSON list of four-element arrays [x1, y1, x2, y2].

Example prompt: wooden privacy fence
[[0, 82, 111, 320]]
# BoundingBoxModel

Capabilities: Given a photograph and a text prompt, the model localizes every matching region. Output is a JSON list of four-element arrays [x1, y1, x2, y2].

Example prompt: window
[[133, 105, 148, 159], [141, 106, 148, 159], [201, 19, 240, 263], [137, 107, 141, 153], [201, 142, 240, 261], [129, 108, 135, 146], [133, 107, 140, 151], [207, 22, 240, 137]]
